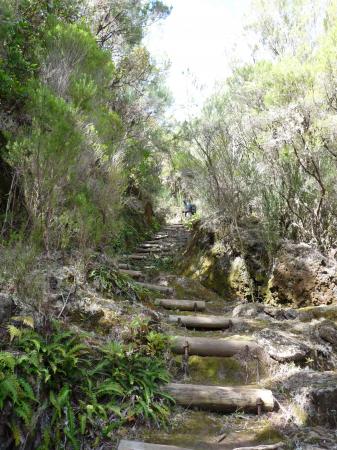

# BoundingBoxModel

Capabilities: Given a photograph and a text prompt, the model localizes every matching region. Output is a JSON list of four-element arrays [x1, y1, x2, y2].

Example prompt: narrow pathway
[[117, 224, 281, 450]]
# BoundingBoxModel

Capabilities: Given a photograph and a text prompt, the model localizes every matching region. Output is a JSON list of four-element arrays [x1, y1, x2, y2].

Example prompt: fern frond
[[11, 316, 35, 329], [0, 351, 16, 372], [7, 325, 22, 341]]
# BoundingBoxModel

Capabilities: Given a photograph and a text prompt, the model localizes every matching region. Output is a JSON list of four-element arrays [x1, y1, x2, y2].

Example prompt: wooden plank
[[136, 247, 171, 254], [171, 336, 260, 357], [168, 315, 232, 330], [164, 383, 275, 413], [135, 282, 174, 294], [123, 254, 148, 260], [118, 440, 192, 450], [155, 299, 205, 311], [119, 269, 143, 278], [152, 234, 169, 240]]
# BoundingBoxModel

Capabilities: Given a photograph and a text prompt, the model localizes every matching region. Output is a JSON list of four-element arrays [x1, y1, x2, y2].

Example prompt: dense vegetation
[[169, 0, 337, 252], [2, 0, 337, 448], [0, 0, 170, 251], [0, 319, 171, 448]]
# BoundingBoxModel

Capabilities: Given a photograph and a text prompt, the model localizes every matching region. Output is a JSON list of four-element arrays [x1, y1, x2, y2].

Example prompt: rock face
[[254, 329, 310, 362], [267, 242, 337, 307], [0, 293, 13, 322], [280, 370, 337, 428]]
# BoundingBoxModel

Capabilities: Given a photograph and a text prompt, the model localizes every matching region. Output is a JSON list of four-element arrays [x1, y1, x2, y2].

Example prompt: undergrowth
[[0, 319, 172, 449], [88, 265, 149, 302]]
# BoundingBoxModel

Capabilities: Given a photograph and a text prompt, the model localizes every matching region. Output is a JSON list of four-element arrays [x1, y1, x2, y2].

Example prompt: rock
[[254, 328, 310, 362], [232, 303, 266, 318], [316, 321, 337, 350], [267, 241, 337, 307], [0, 293, 14, 322], [279, 370, 337, 428]]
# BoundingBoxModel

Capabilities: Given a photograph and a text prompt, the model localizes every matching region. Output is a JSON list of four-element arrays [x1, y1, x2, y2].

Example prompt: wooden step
[[136, 247, 171, 254], [152, 234, 169, 240], [122, 254, 148, 260], [117, 263, 130, 270], [119, 269, 143, 279], [135, 282, 174, 295], [118, 441, 191, 450], [140, 243, 173, 249], [171, 336, 259, 357], [168, 315, 232, 329], [164, 383, 275, 413], [233, 443, 285, 450], [155, 299, 206, 311]]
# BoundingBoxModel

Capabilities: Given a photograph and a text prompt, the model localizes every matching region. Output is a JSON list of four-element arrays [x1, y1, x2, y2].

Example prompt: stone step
[[155, 299, 206, 311], [119, 269, 143, 279], [135, 281, 174, 295], [164, 383, 275, 413], [171, 336, 259, 357], [118, 441, 191, 450], [168, 314, 232, 330]]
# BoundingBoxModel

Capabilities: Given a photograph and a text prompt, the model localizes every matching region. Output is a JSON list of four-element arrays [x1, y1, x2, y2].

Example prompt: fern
[[7, 324, 22, 341]]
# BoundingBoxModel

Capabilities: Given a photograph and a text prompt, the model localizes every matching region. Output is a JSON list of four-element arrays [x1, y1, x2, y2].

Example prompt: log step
[[168, 315, 232, 329], [140, 243, 173, 249], [164, 383, 275, 413], [118, 263, 130, 270], [118, 441, 191, 450], [152, 234, 169, 240], [119, 269, 143, 279], [135, 282, 174, 294], [136, 247, 171, 254], [122, 254, 148, 260], [171, 336, 260, 357], [155, 299, 205, 311]]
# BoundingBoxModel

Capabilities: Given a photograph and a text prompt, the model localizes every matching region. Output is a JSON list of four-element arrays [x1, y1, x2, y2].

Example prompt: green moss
[[255, 424, 284, 443], [292, 404, 308, 425]]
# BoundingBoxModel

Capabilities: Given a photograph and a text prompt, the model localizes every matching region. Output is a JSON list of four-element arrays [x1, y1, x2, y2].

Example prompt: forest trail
[[116, 225, 283, 450]]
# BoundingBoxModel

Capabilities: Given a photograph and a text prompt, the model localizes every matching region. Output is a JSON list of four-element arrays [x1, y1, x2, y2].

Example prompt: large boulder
[[267, 242, 337, 307], [279, 370, 337, 428], [254, 328, 310, 362]]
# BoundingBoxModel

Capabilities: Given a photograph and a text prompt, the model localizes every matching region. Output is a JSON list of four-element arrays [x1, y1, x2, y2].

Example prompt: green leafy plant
[[0, 320, 172, 448]]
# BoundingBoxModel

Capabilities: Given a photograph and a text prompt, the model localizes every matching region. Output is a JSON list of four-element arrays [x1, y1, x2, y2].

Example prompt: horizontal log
[[140, 243, 173, 249], [135, 282, 174, 294], [155, 299, 206, 311], [119, 269, 143, 278], [118, 441, 191, 450], [164, 383, 275, 413], [123, 254, 148, 260], [233, 443, 285, 450], [168, 315, 232, 329], [152, 234, 169, 240], [171, 336, 260, 357], [136, 247, 171, 253], [118, 263, 130, 270]]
